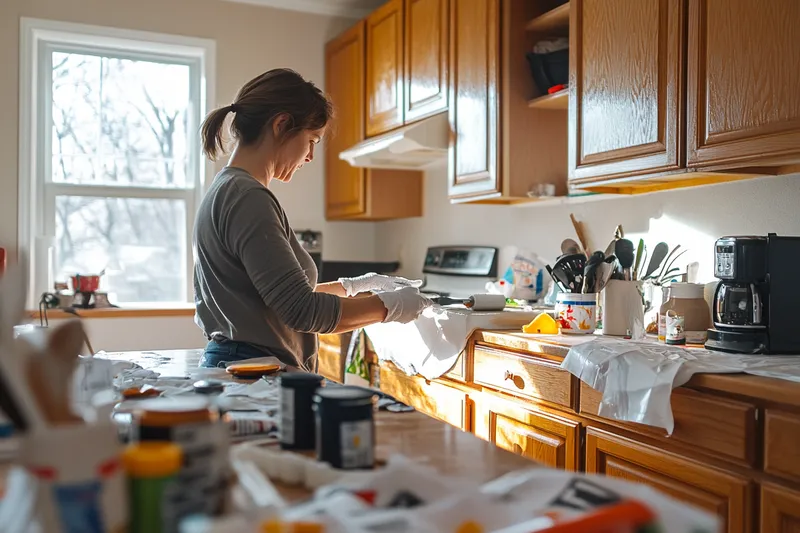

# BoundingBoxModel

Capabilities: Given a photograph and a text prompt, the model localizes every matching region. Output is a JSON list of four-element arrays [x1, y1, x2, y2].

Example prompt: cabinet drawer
[[379, 362, 470, 431], [586, 428, 753, 533], [580, 383, 757, 466], [764, 410, 800, 483], [473, 347, 574, 408]]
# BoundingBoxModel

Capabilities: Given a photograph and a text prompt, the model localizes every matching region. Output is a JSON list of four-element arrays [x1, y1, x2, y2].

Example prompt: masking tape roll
[[468, 293, 507, 311]]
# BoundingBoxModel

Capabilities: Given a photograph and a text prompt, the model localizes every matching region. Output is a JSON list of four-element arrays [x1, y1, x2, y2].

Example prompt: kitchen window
[[19, 19, 215, 307]]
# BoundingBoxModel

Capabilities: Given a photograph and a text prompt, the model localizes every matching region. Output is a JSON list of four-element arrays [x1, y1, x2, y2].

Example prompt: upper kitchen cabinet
[[326, 22, 367, 218], [325, 22, 423, 221], [448, 0, 568, 203], [366, 0, 405, 137], [404, 0, 450, 122], [686, 0, 800, 169], [568, 0, 686, 186]]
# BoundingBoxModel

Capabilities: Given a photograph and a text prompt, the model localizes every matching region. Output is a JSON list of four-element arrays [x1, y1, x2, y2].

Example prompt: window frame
[[19, 18, 216, 308]]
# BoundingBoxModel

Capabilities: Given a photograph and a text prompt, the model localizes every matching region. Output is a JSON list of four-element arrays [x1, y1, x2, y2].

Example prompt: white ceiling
[[222, 0, 386, 18]]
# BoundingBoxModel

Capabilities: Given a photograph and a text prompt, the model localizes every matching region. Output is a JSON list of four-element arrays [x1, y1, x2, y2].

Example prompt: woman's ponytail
[[200, 106, 234, 161]]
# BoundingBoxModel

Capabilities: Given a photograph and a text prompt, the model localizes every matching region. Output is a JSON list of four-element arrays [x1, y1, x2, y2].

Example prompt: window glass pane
[[55, 196, 187, 304], [51, 51, 192, 188]]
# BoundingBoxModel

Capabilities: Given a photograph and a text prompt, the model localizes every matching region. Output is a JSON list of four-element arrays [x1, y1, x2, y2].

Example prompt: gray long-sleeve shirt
[[193, 167, 342, 370]]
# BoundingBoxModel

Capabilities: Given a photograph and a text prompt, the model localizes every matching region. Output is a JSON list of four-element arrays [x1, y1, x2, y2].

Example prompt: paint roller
[[432, 293, 508, 311]]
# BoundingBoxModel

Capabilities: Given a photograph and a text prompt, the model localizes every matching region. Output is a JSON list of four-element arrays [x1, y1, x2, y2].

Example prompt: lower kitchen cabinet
[[761, 483, 800, 533], [380, 362, 471, 431], [474, 393, 580, 471], [585, 427, 753, 533]]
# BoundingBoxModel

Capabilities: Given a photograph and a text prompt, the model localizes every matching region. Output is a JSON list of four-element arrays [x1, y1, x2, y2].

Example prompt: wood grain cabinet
[[366, 0, 405, 137], [586, 427, 753, 533], [475, 393, 580, 470], [404, 0, 449, 122], [568, 0, 686, 184], [325, 22, 423, 221], [686, 0, 800, 169], [449, 0, 568, 202], [761, 483, 800, 533]]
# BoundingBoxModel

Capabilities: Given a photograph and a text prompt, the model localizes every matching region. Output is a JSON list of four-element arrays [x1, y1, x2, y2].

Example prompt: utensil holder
[[555, 292, 597, 334], [601, 280, 644, 336]]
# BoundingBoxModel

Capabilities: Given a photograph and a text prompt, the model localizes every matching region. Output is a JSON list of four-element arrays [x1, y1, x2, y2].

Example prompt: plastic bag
[[502, 250, 550, 301]]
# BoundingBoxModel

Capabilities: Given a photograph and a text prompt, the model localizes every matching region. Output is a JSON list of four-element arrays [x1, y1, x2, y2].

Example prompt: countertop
[[102, 349, 536, 490], [473, 330, 800, 409]]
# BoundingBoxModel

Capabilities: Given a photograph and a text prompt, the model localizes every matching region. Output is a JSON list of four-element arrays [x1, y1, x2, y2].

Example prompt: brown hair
[[201, 68, 333, 160]]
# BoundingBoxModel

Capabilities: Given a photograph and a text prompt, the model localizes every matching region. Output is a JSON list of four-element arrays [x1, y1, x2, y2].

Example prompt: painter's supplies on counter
[[658, 282, 710, 345], [555, 292, 598, 335], [133, 397, 230, 519], [314, 386, 377, 470], [279, 372, 324, 450], [123, 442, 182, 533]]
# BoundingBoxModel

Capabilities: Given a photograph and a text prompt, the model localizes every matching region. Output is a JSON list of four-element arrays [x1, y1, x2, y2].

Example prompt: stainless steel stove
[[420, 245, 499, 299]]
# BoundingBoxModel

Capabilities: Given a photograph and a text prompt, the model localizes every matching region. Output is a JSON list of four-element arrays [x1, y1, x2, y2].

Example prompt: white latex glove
[[376, 287, 433, 324], [339, 272, 423, 297]]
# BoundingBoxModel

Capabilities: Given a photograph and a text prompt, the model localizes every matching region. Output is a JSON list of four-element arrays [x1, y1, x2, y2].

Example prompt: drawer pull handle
[[504, 370, 525, 390]]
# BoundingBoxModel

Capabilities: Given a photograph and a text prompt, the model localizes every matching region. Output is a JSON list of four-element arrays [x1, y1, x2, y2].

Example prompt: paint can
[[279, 373, 324, 450], [313, 386, 376, 470]]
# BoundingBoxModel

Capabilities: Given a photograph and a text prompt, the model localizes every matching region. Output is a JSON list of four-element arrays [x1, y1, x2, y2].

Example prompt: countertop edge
[[473, 329, 800, 409]]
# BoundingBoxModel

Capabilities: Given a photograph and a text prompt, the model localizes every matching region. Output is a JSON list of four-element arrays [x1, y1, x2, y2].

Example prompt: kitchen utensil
[[632, 239, 645, 281], [644, 242, 669, 279], [430, 294, 507, 311], [552, 253, 587, 293], [569, 213, 591, 256], [595, 260, 615, 293], [560, 238, 581, 256], [582, 251, 606, 293], [70, 273, 101, 293], [615, 239, 635, 280], [614, 225, 625, 239], [545, 265, 569, 293]]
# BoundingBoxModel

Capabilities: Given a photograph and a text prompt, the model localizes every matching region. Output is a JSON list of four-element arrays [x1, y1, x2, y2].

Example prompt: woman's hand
[[339, 272, 423, 297], [375, 287, 433, 323]]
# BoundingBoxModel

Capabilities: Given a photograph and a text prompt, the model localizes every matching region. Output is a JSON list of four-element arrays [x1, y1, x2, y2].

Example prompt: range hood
[[339, 112, 450, 170]]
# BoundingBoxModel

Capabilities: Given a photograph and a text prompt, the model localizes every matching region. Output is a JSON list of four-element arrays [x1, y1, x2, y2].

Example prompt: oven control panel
[[423, 246, 498, 277]]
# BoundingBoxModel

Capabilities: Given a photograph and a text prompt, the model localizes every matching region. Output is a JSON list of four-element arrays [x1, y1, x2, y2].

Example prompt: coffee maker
[[706, 234, 800, 354]]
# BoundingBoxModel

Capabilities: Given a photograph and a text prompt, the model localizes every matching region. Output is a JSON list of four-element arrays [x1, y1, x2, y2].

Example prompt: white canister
[[555, 292, 598, 334], [600, 280, 644, 336], [19, 423, 128, 533]]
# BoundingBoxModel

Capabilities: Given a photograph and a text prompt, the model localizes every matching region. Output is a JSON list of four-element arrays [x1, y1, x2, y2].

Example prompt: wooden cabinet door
[[474, 394, 580, 470], [586, 428, 753, 533], [404, 0, 449, 123], [687, 0, 800, 168], [366, 0, 405, 136], [425, 380, 471, 431], [569, 0, 686, 183], [448, 0, 501, 200], [761, 483, 800, 533], [325, 23, 366, 219]]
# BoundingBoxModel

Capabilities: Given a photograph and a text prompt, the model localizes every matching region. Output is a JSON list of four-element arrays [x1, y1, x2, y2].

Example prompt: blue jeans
[[200, 339, 277, 368]]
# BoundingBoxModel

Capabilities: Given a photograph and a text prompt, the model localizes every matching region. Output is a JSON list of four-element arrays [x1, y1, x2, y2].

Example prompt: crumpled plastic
[[561, 337, 800, 433]]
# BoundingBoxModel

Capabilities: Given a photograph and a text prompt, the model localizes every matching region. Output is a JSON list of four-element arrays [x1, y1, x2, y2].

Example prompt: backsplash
[[375, 168, 800, 283]]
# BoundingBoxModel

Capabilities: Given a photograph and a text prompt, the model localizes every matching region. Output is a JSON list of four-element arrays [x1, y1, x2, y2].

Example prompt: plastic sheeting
[[561, 338, 800, 433]]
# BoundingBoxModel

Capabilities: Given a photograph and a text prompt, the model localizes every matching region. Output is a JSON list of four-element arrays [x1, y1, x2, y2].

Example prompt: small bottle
[[123, 442, 183, 533], [657, 285, 672, 342]]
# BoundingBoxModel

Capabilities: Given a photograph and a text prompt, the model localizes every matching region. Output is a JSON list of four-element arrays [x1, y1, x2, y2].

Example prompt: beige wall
[[0, 0, 378, 261]]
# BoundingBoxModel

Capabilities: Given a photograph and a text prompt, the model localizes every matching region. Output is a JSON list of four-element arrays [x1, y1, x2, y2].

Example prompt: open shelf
[[526, 2, 570, 34], [528, 88, 568, 110]]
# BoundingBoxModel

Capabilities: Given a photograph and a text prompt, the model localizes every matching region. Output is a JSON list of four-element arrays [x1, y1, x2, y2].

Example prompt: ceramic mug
[[19, 423, 128, 533], [555, 292, 598, 334]]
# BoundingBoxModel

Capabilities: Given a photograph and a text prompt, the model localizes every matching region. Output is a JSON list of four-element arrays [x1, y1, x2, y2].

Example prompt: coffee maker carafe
[[706, 234, 800, 354]]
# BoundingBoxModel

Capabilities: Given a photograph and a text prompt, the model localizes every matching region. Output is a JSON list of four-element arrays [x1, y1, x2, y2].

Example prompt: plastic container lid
[[137, 397, 213, 426], [279, 373, 324, 388], [668, 282, 704, 299], [123, 442, 182, 478], [193, 380, 225, 395], [314, 386, 376, 408]]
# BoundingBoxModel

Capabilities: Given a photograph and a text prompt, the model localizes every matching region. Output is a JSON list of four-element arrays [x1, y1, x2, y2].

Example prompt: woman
[[194, 68, 431, 370]]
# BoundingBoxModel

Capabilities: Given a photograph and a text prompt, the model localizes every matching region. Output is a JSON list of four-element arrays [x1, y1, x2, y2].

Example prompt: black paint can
[[279, 373, 325, 450], [313, 386, 377, 469]]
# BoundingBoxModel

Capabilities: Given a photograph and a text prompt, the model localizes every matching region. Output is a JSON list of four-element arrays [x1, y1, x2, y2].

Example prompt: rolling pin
[[433, 293, 507, 311]]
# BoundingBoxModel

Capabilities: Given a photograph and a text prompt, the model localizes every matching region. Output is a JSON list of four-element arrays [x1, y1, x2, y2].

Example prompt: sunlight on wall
[[624, 214, 717, 283]]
